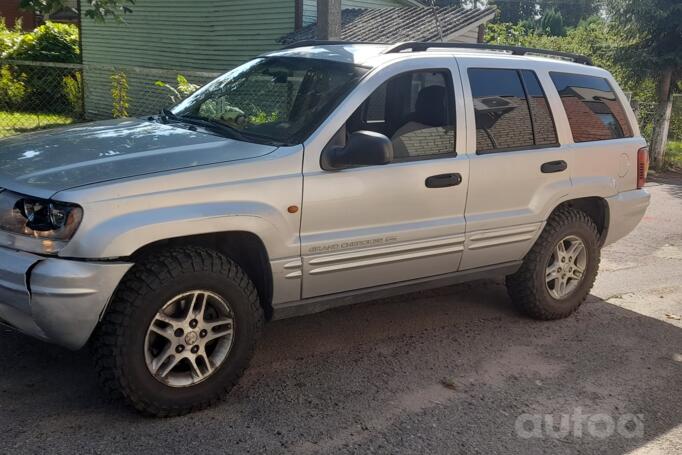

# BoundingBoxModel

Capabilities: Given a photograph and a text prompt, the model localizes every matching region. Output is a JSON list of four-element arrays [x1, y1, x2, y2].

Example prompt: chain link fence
[[1, 58, 681, 144], [0, 59, 221, 137]]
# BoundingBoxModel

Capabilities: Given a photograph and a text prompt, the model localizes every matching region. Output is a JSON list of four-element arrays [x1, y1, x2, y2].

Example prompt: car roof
[[262, 43, 609, 78]]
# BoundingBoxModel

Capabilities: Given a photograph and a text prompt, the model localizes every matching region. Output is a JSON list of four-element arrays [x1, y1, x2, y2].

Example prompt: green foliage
[[63, 72, 82, 115], [664, 140, 682, 170], [3, 21, 79, 63], [485, 18, 630, 90], [606, 0, 682, 167], [0, 18, 23, 56], [155, 74, 200, 104], [539, 0, 600, 28], [538, 8, 565, 36], [670, 97, 682, 142], [488, 0, 537, 24], [487, 0, 599, 28], [605, 0, 682, 79], [248, 110, 279, 125], [1, 22, 81, 113], [111, 71, 129, 118], [19, 0, 135, 23], [0, 66, 27, 108], [0, 110, 74, 137]]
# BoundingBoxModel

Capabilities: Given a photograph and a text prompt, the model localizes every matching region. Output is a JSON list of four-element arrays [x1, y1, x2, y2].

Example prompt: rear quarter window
[[550, 72, 634, 143]]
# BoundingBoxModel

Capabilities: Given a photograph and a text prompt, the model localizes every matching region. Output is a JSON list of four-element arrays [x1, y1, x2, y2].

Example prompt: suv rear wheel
[[506, 207, 600, 320], [92, 246, 263, 417]]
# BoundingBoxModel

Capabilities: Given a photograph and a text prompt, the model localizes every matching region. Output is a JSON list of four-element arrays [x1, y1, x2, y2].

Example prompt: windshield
[[172, 57, 368, 145]]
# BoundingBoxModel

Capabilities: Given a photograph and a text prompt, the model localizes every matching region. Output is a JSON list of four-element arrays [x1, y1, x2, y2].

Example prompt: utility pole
[[317, 0, 341, 40]]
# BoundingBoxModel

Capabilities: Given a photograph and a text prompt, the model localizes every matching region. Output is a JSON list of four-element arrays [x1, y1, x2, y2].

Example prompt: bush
[[0, 18, 23, 56], [0, 65, 26, 109], [4, 21, 79, 63], [1, 22, 81, 114]]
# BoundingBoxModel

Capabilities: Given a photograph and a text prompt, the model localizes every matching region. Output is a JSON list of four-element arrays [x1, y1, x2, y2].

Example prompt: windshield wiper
[[159, 109, 287, 146], [180, 114, 253, 143], [159, 109, 251, 142], [159, 108, 181, 124]]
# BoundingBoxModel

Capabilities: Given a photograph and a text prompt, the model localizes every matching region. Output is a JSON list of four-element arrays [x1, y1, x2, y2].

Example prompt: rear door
[[299, 57, 469, 298], [457, 60, 572, 270]]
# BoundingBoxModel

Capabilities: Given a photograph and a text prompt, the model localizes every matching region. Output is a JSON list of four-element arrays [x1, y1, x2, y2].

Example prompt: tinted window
[[469, 68, 557, 152], [346, 70, 455, 161], [550, 72, 633, 142], [521, 70, 558, 146]]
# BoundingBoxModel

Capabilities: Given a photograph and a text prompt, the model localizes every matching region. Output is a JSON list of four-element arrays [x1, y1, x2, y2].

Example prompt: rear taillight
[[637, 147, 649, 189]]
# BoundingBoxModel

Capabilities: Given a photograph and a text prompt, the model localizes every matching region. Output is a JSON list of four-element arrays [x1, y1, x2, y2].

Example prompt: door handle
[[425, 173, 462, 188], [541, 160, 568, 173]]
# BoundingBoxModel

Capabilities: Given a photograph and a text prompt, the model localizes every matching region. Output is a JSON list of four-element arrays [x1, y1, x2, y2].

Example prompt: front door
[[299, 60, 469, 298]]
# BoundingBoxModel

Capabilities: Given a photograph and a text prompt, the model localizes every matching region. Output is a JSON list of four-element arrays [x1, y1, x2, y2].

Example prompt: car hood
[[0, 118, 278, 199]]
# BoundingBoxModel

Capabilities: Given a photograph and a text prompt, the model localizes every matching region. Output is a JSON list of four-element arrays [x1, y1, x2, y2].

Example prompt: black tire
[[92, 246, 263, 417], [506, 207, 600, 320]]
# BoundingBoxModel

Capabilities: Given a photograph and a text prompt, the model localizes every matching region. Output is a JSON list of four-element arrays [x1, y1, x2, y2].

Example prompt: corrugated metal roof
[[280, 6, 497, 44]]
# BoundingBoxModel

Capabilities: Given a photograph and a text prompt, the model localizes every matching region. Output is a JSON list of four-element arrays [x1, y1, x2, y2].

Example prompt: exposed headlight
[[0, 190, 83, 253]]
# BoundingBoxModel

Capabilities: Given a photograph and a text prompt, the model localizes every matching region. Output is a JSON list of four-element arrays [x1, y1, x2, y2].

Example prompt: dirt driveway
[[1, 174, 681, 454]]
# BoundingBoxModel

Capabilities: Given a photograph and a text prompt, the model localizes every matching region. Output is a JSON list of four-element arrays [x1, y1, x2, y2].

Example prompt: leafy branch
[[20, 0, 135, 23]]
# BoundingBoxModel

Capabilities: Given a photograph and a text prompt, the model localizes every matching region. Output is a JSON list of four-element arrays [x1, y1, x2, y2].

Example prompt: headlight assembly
[[0, 190, 83, 253]]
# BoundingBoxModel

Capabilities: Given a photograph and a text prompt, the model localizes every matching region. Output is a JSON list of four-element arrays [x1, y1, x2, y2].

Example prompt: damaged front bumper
[[0, 246, 133, 350]]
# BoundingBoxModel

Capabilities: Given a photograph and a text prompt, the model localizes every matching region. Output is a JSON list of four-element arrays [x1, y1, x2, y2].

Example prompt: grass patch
[[0, 111, 75, 138], [665, 140, 682, 171]]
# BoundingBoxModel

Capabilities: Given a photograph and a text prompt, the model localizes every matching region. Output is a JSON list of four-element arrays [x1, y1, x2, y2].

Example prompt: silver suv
[[0, 42, 650, 415]]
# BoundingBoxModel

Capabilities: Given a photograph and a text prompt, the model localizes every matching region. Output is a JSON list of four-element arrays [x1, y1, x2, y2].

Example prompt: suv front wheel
[[92, 246, 263, 417], [506, 207, 600, 320]]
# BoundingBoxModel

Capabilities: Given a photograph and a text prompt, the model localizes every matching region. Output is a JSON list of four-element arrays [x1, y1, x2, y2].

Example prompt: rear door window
[[550, 72, 633, 142], [468, 68, 558, 153]]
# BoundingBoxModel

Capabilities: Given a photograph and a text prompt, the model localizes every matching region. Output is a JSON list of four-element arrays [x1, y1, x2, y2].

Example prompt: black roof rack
[[280, 40, 388, 50], [383, 42, 592, 65], [279, 40, 593, 65]]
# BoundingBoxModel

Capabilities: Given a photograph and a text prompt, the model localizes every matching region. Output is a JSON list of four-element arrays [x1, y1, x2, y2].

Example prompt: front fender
[[60, 201, 297, 260]]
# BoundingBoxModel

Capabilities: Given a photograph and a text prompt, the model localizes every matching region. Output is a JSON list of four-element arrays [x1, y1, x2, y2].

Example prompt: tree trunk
[[650, 69, 673, 169]]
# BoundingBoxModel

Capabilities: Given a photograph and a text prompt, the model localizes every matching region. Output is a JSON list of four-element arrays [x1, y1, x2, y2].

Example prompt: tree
[[539, 0, 600, 28], [606, 0, 682, 168], [20, 0, 135, 23], [538, 8, 565, 36], [488, 0, 537, 23]]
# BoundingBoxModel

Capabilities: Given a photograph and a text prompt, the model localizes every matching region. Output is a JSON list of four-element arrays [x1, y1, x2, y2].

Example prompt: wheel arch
[[549, 197, 609, 246], [129, 231, 274, 319]]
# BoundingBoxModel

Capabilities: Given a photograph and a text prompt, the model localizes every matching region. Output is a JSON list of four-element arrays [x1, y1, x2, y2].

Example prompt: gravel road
[[1, 174, 681, 455]]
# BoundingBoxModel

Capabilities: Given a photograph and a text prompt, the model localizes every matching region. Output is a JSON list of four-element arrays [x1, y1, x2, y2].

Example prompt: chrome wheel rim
[[144, 290, 235, 388], [545, 235, 587, 300]]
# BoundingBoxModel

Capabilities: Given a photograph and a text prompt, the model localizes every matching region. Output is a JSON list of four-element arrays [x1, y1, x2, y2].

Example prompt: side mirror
[[321, 131, 393, 171]]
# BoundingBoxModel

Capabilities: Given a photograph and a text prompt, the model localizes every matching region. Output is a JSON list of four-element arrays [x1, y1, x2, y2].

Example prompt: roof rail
[[383, 42, 593, 65], [280, 40, 388, 50]]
